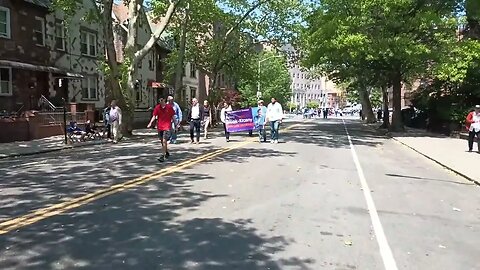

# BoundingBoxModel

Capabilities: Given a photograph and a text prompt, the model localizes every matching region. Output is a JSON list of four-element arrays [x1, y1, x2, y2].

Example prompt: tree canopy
[[237, 51, 292, 108], [301, 0, 460, 130]]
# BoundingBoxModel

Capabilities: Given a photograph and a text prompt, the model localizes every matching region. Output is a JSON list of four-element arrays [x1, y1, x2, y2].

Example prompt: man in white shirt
[[266, 97, 284, 144], [220, 102, 233, 142], [109, 100, 122, 143], [188, 98, 202, 144]]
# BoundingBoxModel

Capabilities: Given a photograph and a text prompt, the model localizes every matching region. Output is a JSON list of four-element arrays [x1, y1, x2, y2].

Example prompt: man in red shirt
[[147, 98, 177, 162]]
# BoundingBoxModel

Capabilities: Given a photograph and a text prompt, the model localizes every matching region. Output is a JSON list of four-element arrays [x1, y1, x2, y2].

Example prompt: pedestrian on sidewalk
[[266, 97, 284, 144], [147, 97, 176, 162], [377, 109, 383, 121], [202, 100, 211, 140], [109, 100, 122, 143], [466, 105, 480, 152], [102, 105, 112, 140], [254, 100, 267, 143], [188, 98, 203, 144], [167, 96, 182, 144], [220, 101, 232, 142]]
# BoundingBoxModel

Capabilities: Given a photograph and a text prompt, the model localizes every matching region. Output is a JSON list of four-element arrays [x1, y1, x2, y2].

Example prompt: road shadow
[[385, 173, 475, 186], [0, 170, 314, 269], [283, 119, 384, 149], [0, 122, 302, 222]]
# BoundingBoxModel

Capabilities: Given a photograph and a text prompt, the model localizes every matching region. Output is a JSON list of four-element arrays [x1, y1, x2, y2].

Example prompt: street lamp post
[[257, 55, 283, 100]]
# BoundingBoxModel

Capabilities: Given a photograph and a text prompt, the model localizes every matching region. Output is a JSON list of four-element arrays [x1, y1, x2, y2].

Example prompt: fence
[[36, 112, 87, 126]]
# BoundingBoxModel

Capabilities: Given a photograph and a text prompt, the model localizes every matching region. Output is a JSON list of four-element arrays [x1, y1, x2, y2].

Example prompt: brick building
[[0, 0, 67, 113]]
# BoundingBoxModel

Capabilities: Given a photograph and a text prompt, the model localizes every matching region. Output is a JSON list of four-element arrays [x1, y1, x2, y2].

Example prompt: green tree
[[237, 52, 292, 108], [306, 101, 319, 109], [165, 0, 306, 114], [286, 101, 297, 112], [410, 1, 480, 132], [369, 88, 383, 109], [53, 0, 180, 134], [302, 0, 459, 130]]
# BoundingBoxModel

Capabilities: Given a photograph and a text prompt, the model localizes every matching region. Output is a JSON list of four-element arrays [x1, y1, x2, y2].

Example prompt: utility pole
[[62, 97, 67, 145]]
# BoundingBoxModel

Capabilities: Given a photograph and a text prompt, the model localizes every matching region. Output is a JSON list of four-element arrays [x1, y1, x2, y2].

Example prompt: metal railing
[[37, 112, 87, 126], [37, 95, 65, 124], [38, 95, 62, 112]]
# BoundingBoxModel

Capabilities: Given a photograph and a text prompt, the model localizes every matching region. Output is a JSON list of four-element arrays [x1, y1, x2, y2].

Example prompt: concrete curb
[[385, 133, 480, 186], [0, 140, 110, 160]]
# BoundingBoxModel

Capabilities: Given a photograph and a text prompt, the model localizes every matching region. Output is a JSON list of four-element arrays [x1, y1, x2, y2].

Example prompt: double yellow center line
[[0, 122, 304, 235]]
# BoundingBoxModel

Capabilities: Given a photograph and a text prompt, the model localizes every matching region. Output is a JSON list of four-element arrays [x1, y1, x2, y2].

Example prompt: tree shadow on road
[[385, 173, 476, 186], [0, 170, 314, 270], [0, 139, 298, 222], [283, 119, 384, 149]]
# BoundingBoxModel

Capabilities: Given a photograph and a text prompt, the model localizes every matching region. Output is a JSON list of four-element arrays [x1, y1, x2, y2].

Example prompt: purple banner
[[225, 108, 255, 132]]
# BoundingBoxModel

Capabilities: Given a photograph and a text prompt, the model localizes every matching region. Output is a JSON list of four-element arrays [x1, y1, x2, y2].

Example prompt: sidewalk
[[0, 135, 109, 159], [0, 118, 301, 159], [389, 128, 480, 185]]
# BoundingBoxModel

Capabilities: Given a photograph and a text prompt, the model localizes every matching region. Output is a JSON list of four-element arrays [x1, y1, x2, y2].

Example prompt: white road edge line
[[342, 118, 399, 270]]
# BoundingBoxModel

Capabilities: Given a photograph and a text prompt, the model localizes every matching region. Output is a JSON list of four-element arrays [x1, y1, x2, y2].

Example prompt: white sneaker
[[270, 140, 274, 144], [274, 140, 278, 144]]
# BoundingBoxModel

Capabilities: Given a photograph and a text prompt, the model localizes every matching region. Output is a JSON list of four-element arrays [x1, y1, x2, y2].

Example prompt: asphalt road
[[0, 118, 479, 270]]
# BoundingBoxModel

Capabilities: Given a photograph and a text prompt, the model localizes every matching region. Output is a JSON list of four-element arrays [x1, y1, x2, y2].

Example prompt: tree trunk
[[116, 67, 137, 135], [174, 5, 190, 98], [390, 72, 404, 131], [103, 0, 122, 103], [381, 85, 390, 128], [208, 73, 220, 123], [358, 86, 376, 123], [103, 0, 130, 133]]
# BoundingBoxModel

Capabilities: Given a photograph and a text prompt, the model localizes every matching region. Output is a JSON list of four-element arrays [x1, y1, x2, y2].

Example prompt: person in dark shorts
[[147, 98, 177, 162]]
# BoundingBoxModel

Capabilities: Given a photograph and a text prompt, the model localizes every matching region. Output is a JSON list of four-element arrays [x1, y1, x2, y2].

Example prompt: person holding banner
[[220, 101, 233, 142], [266, 97, 284, 144], [254, 100, 268, 142]]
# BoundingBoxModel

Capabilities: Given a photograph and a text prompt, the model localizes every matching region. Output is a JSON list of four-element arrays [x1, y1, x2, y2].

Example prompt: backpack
[[103, 107, 111, 123]]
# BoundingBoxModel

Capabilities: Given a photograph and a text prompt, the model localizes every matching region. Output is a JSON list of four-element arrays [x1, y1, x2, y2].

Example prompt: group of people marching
[[102, 100, 123, 144], [147, 96, 284, 162]]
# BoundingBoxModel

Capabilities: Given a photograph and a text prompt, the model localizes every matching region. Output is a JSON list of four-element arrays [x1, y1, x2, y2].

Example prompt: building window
[[148, 51, 155, 71], [190, 86, 197, 99], [0, 7, 10, 39], [0, 67, 12, 96], [80, 31, 97, 57], [190, 63, 196, 78], [136, 88, 142, 102], [182, 87, 187, 102], [55, 22, 66, 51], [34, 17, 45, 46], [81, 77, 98, 100]]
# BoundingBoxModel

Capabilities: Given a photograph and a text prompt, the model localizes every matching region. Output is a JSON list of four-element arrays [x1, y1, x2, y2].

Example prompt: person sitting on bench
[[85, 120, 102, 139], [67, 121, 86, 142]]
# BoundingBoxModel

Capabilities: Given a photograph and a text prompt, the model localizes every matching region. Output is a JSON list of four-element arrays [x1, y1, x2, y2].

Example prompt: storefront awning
[[0, 60, 84, 78], [147, 80, 168, 88]]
